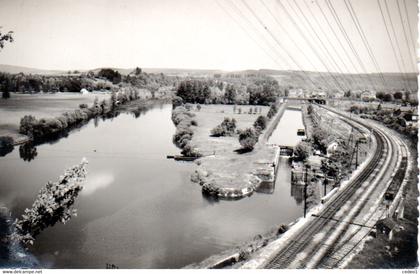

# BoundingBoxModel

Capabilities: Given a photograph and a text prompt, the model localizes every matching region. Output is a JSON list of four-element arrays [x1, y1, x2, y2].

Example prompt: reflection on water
[[82, 173, 115, 196], [19, 143, 38, 162], [0, 104, 305, 268], [256, 181, 275, 194], [291, 184, 304, 205]]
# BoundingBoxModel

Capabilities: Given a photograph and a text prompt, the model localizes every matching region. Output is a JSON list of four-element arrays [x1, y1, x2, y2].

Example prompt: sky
[[0, 0, 418, 72]]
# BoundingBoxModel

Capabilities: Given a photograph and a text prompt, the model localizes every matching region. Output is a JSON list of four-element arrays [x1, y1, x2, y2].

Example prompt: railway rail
[[264, 106, 402, 269]]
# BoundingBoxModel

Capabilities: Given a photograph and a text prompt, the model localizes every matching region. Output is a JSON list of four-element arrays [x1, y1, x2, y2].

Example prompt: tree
[[2, 90, 10, 99], [224, 85, 236, 104], [293, 141, 312, 161], [267, 104, 278, 119], [0, 27, 13, 50], [253, 115, 267, 132], [238, 128, 258, 151], [383, 93, 392, 102], [375, 91, 385, 101], [344, 90, 351, 97], [393, 91, 403, 100]]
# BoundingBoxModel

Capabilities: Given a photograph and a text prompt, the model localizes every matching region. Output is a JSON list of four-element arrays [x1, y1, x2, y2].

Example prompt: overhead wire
[[396, 0, 417, 73], [324, 0, 377, 90], [377, 0, 410, 91], [235, 0, 320, 89], [289, 0, 356, 91], [272, 0, 347, 91], [343, 0, 388, 89]]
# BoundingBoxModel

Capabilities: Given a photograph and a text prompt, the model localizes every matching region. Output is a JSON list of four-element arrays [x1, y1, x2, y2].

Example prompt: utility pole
[[303, 164, 309, 218], [355, 141, 359, 168]]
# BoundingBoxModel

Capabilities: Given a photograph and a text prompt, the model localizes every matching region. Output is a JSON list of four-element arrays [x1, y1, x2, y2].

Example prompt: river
[[0, 103, 305, 268]]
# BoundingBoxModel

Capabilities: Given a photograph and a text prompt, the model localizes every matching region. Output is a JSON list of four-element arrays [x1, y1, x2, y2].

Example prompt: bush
[[79, 103, 88, 109], [172, 96, 183, 109], [267, 104, 278, 119], [238, 128, 258, 151], [0, 136, 14, 148], [293, 141, 312, 161], [210, 117, 237, 137], [253, 115, 267, 132], [312, 128, 328, 153]]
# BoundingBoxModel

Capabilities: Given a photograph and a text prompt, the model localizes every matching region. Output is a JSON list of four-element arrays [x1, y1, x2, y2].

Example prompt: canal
[[0, 104, 304, 268]]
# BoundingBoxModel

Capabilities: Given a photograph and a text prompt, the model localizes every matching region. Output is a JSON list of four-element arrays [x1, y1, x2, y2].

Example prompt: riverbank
[[0, 91, 171, 155], [186, 103, 287, 198], [0, 92, 110, 144]]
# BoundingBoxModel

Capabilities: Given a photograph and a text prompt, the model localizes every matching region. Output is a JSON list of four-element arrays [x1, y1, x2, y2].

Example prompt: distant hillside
[[0, 64, 417, 91], [0, 64, 64, 75]]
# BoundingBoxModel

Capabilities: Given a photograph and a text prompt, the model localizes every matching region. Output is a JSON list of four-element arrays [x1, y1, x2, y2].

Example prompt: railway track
[[265, 107, 396, 269]]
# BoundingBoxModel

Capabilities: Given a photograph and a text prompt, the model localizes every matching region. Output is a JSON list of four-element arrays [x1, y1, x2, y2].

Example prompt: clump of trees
[[293, 141, 312, 161], [19, 91, 138, 141], [97, 68, 122, 84], [171, 106, 201, 157], [238, 128, 259, 151], [348, 104, 418, 141], [176, 80, 211, 104], [12, 159, 88, 246], [211, 117, 237, 137], [175, 77, 279, 106], [247, 80, 278, 105]]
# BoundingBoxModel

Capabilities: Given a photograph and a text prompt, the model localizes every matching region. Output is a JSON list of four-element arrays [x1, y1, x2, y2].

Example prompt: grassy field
[[190, 104, 269, 155], [0, 92, 110, 138], [188, 104, 283, 198]]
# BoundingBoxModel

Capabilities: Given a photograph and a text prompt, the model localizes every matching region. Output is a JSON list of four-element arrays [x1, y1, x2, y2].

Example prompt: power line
[[289, 0, 355, 91], [223, 0, 318, 89], [324, 0, 377, 90], [272, 0, 347, 92], [215, 0, 288, 70], [377, 0, 410, 91], [313, 0, 370, 90], [396, 0, 417, 72], [253, 0, 334, 90], [402, 0, 418, 68], [342, 0, 388, 89], [235, 0, 319, 89]]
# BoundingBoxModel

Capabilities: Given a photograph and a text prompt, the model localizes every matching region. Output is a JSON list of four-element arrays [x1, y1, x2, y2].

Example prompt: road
[[242, 105, 409, 269]]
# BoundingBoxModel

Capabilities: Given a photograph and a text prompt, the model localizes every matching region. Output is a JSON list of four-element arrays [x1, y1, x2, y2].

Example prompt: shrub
[[253, 115, 267, 132], [79, 103, 88, 109], [238, 128, 258, 151], [181, 144, 202, 157], [210, 117, 237, 137], [267, 104, 278, 119]]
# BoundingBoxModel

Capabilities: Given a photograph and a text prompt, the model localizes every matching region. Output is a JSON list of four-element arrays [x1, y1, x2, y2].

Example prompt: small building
[[80, 88, 89, 94], [375, 218, 399, 240]]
